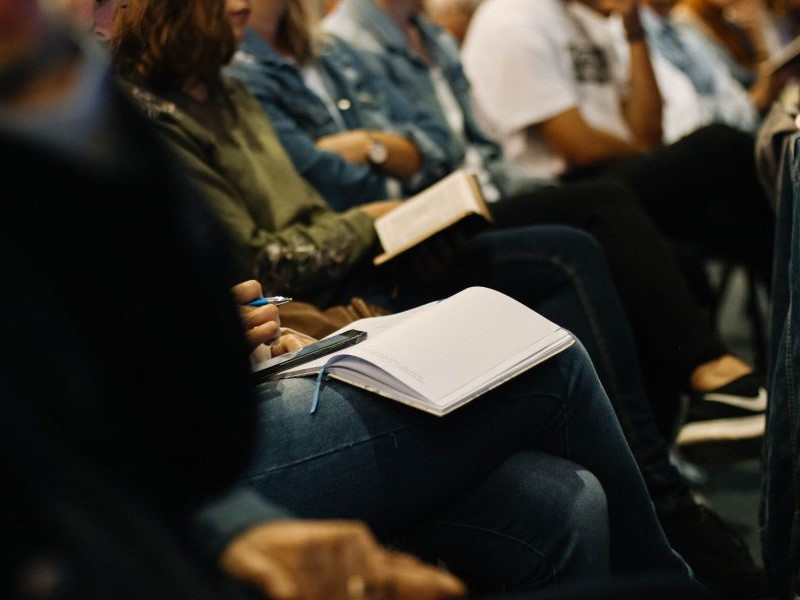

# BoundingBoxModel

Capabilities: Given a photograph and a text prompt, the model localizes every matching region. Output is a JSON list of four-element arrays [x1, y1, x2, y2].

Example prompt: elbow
[[637, 119, 663, 150], [559, 142, 611, 167], [630, 108, 664, 150]]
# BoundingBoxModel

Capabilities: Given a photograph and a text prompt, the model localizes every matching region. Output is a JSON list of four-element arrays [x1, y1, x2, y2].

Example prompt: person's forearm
[[315, 129, 422, 179], [538, 107, 645, 167], [564, 128, 643, 165], [621, 10, 663, 148], [368, 130, 422, 178]]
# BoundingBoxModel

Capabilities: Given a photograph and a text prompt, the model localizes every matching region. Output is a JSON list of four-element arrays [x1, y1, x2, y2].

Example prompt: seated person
[[108, 0, 763, 595], [674, 0, 781, 85], [229, 1, 459, 206], [4, 0, 699, 596], [457, 0, 773, 287], [0, 4, 462, 598], [615, 0, 764, 141], [228, 0, 766, 457], [312, 0, 767, 500]]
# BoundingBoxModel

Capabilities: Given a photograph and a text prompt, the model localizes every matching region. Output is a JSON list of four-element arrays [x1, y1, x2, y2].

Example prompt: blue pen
[[247, 296, 293, 307]]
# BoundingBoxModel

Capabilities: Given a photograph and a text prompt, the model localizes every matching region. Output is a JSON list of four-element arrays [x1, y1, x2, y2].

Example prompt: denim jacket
[[763, 130, 800, 600], [324, 0, 550, 197], [226, 29, 453, 211]]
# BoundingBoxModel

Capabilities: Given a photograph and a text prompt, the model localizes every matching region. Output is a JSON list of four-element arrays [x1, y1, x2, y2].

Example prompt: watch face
[[368, 140, 389, 165]]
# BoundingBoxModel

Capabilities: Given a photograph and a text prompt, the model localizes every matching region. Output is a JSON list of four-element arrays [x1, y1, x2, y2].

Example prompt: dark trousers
[[561, 124, 774, 287], [339, 224, 695, 516], [491, 180, 727, 392]]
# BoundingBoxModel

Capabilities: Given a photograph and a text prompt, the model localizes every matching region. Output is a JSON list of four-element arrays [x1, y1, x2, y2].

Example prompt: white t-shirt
[[462, 0, 632, 177]]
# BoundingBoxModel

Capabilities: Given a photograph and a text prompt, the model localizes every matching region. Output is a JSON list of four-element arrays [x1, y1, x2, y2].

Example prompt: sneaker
[[661, 504, 769, 599], [677, 374, 766, 459]]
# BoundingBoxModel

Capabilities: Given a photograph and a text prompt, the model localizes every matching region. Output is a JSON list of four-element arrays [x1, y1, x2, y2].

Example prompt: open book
[[373, 169, 492, 266], [274, 287, 575, 416]]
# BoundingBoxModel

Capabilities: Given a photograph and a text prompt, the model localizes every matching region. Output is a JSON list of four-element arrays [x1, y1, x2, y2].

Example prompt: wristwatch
[[366, 138, 389, 166]]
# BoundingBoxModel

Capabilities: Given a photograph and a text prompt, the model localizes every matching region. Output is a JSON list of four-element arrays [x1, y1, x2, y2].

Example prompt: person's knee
[[688, 123, 755, 158], [589, 181, 645, 216], [548, 464, 609, 573], [491, 453, 610, 587], [530, 225, 606, 269]]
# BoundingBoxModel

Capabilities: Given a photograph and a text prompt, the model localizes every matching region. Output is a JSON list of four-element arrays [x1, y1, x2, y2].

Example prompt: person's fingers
[[242, 304, 280, 328], [270, 333, 311, 356], [378, 551, 467, 600], [231, 279, 263, 304], [221, 544, 300, 600], [247, 320, 281, 346]]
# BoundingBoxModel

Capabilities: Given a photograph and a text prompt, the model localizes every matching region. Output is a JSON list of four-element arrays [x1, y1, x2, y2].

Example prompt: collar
[[640, 4, 666, 31], [238, 28, 292, 67], [338, 0, 414, 53]]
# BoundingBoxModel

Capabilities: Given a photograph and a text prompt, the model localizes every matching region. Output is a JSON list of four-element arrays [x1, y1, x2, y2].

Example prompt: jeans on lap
[[243, 344, 689, 591]]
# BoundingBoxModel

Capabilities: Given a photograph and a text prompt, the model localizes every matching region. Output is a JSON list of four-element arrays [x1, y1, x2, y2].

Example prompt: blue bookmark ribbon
[[310, 354, 349, 414]]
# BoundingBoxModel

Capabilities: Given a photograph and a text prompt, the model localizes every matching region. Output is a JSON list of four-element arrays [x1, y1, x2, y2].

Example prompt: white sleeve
[[463, 18, 579, 138]]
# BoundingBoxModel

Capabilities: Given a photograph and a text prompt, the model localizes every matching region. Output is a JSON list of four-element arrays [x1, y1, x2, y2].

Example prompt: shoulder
[[124, 83, 181, 122], [416, 16, 460, 58], [227, 50, 287, 100], [223, 77, 267, 114], [321, 35, 375, 77], [324, 16, 384, 54], [471, 0, 562, 47]]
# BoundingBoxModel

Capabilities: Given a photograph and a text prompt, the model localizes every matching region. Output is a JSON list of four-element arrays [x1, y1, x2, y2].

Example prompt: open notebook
[[274, 287, 575, 416]]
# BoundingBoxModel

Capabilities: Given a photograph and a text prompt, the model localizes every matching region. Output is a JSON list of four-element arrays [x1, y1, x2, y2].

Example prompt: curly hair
[[112, 0, 236, 92]]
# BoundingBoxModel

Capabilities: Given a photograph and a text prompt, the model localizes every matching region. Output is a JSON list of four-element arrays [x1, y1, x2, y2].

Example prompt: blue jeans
[[349, 225, 693, 517], [243, 343, 690, 593], [762, 132, 800, 599]]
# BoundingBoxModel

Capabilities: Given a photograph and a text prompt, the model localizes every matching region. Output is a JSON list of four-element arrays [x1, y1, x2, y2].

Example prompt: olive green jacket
[[129, 78, 377, 299]]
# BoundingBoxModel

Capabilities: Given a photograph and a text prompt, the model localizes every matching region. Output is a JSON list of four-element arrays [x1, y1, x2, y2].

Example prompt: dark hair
[[112, 0, 236, 92]]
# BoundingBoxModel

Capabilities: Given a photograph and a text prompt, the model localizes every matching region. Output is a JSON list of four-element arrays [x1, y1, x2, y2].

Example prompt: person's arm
[[333, 38, 457, 190], [615, 0, 663, 148], [315, 128, 422, 177], [539, 106, 644, 165], [154, 119, 378, 295], [227, 56, 403, 211], [462, 10, 646, 170]]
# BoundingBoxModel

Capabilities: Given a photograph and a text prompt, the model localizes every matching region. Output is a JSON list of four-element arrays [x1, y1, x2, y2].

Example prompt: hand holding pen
[[230, 281, 288, 351]]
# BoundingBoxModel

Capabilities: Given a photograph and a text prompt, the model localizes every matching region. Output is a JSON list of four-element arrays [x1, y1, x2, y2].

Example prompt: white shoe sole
[[677, 414, 766, 445], [701, 387, 768, 412]]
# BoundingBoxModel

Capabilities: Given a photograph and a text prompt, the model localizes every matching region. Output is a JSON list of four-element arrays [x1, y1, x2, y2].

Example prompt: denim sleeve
[[228, 62, 391, 211], [193, 486, 295, 557], [263, 102, 391, 211], [338, 41, 455, 191]]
